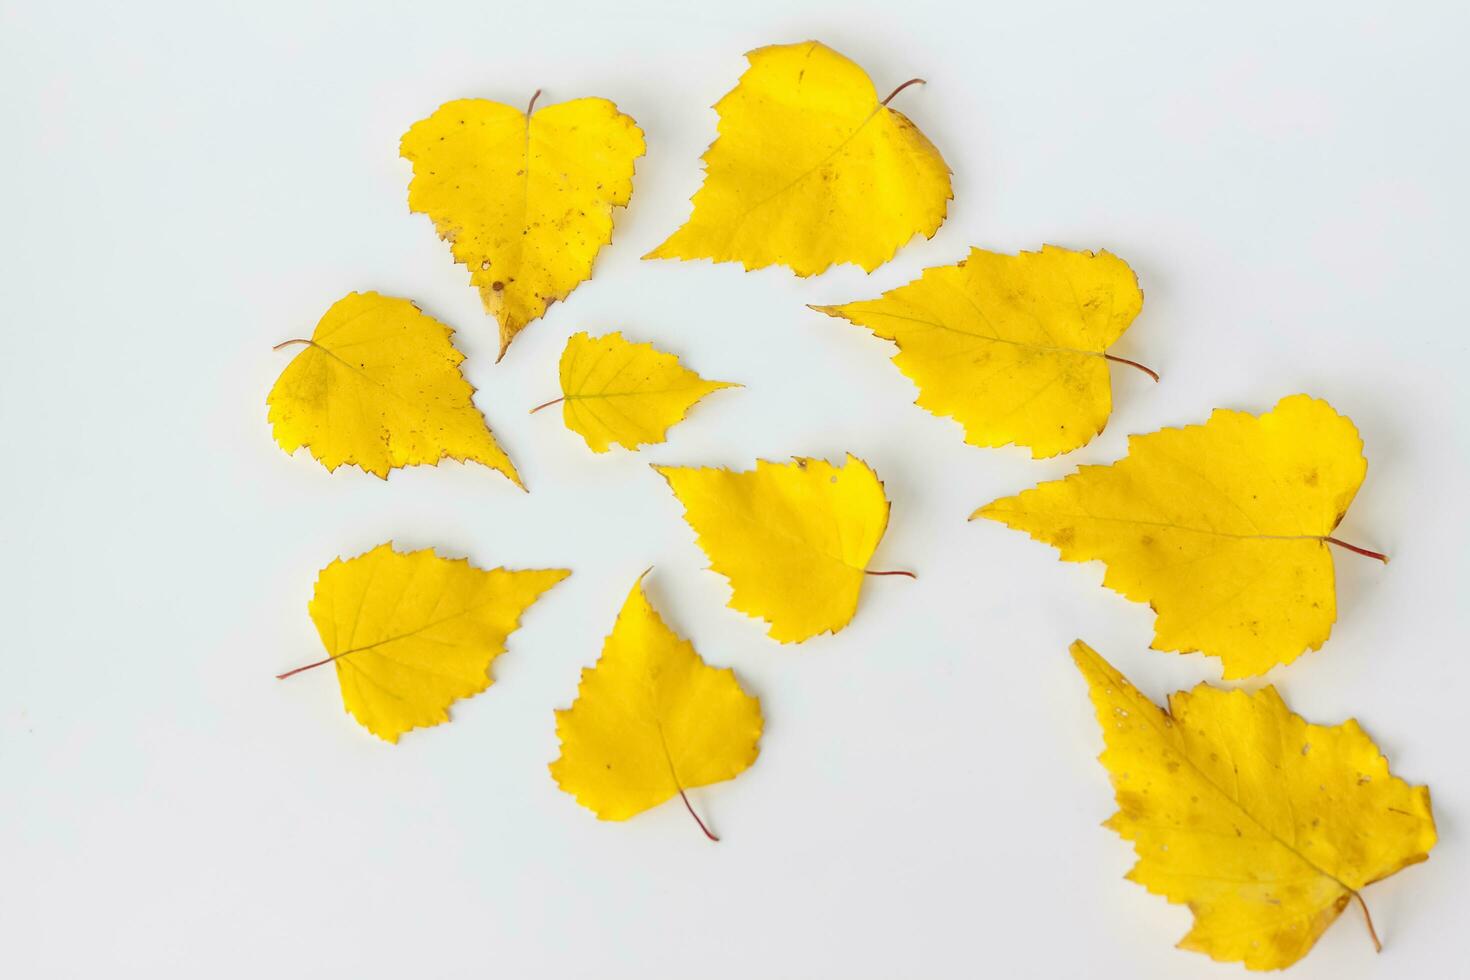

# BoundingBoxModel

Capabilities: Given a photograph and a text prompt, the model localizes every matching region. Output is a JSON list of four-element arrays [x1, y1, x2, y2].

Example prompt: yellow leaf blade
[[1072, 640, 1436, 970], [300, 543, 568, 743], [656, 455, 893, 643], [401, 97, 645, 357], [550, 574, 762, 825], [266, 291, 521, 486], [553, 331, 738, 453], [816, 245, 1146, 457], [975, 395, 1370, 677], [645, 41, 951, 277]]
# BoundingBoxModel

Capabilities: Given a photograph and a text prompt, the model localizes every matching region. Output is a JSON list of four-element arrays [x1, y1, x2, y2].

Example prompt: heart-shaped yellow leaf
[[401, 95, 644, 358], [646, 41, 951, 276]]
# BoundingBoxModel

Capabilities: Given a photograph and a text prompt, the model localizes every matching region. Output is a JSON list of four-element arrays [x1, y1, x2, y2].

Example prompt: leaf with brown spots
[[401, 93, 644, 359], [1071, 640, 1436, 970]]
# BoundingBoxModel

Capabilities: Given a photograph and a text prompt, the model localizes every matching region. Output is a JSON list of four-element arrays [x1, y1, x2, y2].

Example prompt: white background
[[2, 1, 1466, 976]]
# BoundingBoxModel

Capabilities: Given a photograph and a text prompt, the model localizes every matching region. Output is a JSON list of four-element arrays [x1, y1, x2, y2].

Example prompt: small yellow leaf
[[1072, 640, 1435, 970], [655, 455, 902, 643], [401, 95, 645, 359], [645, 40, 952, 277], [282, 543, 568, 743], [266, 291, 521, 486], [538, 331, 739, 453], [814, 245, 1149, 457], [550, 574, 762, 836], [975, 395, 1379, 678]]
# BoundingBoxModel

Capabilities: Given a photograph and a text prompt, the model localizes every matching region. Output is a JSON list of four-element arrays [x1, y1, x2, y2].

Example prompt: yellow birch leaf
[[277, 542, 568, 743], [655, 455, 906, 643], [401, 94, 645, 359], [266, 291, 522, 487], [813, 245, 1151, 457], [550, 573, 762, 839], [974, 395, 1385, 678], [645, 40, 952, 276], [533, 330, 739, 453], [1071, 640, 1436, 971]]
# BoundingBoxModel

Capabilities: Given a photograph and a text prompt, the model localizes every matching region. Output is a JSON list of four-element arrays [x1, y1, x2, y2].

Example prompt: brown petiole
[[1103, 353, 1160, 382], [881, 78, 926, 106], [677, 787, 719, 842], [1325, 537, 1389, 564]]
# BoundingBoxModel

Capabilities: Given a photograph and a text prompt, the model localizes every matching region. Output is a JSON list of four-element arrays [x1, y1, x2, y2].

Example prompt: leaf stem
[[1351, 890, 1382, 953], [527, 89, 542, 116], [528, 396, 565, 414], [881, 78, 926, 106], [275, 654, 340, 680], [273, 338, 314, 351], [865, 569, 917, 579], [1103, 353, 1160, 382], [677, 787, 719, 842], [1325, 537, 1389, 564]]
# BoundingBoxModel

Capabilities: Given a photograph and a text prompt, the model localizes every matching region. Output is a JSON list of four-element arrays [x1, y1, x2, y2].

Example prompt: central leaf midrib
[[987, 507, 1329, 545], [1131, 696, 1357, 911], [712, 493, 869, 576], [858, 308, 1107, 360], [567, 383, 714, 401], [333, 594, 506, 663], [718, 63, 895, 247]]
